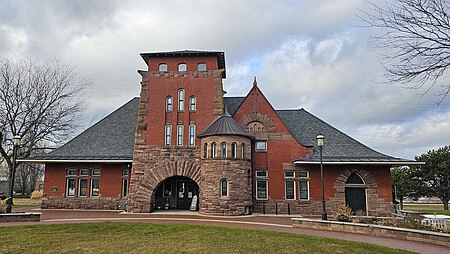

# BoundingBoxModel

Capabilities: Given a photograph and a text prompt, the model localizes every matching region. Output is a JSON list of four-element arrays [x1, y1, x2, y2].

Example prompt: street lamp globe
[[316, 134, 324, 148]]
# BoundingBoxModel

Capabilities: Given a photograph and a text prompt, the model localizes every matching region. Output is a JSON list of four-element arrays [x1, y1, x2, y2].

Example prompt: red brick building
[[23, 50, 419, 216]]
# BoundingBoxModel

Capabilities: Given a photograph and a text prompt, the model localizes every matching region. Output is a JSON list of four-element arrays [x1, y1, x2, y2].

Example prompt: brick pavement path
[[1, 208, 449, 254]]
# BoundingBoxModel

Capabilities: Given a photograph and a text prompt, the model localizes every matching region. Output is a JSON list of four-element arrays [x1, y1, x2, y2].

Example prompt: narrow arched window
[[165, 125, 172, 145], [198, 63, 207, 71], [189, 125, 195, 146], [220, 179, 228, 197], [159, 63, 168, 72], [166, 96, 173, 112], [189, 96, 196, 112], [178, 63, 187, 72], [211, 142, 217, 158], [221, 142, 227, 158], [203, 143, 208, 158], [178, 89, 185, 111], [241, 143, 245, 159], [231, 143, 237, 158]]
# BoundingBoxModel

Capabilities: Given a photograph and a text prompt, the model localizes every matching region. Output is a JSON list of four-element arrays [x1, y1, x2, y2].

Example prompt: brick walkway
[[2, 208, 449, 254]]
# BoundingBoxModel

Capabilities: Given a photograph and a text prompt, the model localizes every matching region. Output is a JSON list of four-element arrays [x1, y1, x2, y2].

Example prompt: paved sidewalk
[[1, 208, 449, 254]]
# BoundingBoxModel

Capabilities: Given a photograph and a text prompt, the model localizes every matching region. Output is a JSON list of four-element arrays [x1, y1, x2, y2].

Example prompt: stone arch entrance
[[344, 172, 367, 216], [127, 159, 201, 213], [153, 176, 199, 210]]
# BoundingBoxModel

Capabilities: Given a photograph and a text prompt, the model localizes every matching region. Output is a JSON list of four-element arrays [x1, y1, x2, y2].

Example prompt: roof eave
[[293, 160, 424, 166], [18, 159, 133, 164]]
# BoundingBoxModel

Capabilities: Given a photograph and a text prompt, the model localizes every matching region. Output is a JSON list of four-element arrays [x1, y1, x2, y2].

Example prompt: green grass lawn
[[0, 223, 413, 254], [402, 203, 450, 216]]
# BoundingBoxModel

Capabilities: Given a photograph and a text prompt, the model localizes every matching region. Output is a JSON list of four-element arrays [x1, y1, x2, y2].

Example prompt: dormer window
[[178, 63, 187, 72], [159, 63, 168, 72], [198, 63, 207, 71]]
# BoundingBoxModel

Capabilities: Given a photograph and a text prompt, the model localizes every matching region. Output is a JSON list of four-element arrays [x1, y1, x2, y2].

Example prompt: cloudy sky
[[1, 0, 449, 160]]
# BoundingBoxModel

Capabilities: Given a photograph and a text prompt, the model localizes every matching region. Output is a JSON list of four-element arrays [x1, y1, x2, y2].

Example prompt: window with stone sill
[[189, 125, 195, 146], [66, 167, 101, 198], [178, 63, 187, 72], [241, 143, 245, 159], [255, 141, 267, 152], [231, 142, 237, 158], [203, 142, 208, 158], [256, 180, 268, 200], [211, 142, 217, 158], [285, 171, 295, 200], [189, 96, 196, 112], [198, 63, 207, 71], [165, 125, 172, 145], [159, 63, 168, 72], [166, 96, 173, 112], [178, 89, 185, 111], [221, 142, 227, 158]]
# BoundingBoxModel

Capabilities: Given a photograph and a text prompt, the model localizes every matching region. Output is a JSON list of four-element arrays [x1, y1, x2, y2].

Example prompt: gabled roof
[[197, 109, 253, 139], [22, 98, 139, 162], [140, 50, 226, 78]]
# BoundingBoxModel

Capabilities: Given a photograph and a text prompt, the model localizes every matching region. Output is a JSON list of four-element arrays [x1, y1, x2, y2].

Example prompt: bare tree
[[0, 58, 88, 193], [362, 0, 450, 104]]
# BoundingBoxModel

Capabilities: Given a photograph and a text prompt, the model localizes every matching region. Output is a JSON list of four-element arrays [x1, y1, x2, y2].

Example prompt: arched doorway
[[153, 176, 199, 211], [344, 172, 367, 216]]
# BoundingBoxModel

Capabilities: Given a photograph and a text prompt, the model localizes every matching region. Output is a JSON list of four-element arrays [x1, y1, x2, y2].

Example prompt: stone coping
[[0, 212, 41, 223], [292, 217, 450, 247]]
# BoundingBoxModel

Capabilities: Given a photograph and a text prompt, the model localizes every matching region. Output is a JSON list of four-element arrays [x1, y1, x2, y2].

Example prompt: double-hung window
[[177, 125, 183, 146], [178, 89, 185, 111], [285, 171, 295, 200], [299, 171, 310, 200], [165, 125, 172, 145], [256, 170, 268, 200], [189, 125, 195, 146]]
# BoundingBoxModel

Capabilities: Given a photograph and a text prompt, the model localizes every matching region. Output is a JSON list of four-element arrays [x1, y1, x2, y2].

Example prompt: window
[[163, 181, 172, 197], [67, 169, 77, 176], [256, 180, 268, 199], [177, 125, 183, 146], [203, 143, 208, 158], [91, 178, 100, 197], [165, 125, 172, 145], [79, 169, 89, 176], [299, 171, 310, 200], [66, 178, 76, 197], [221, 142, 227, 158], [198, 63, 207, 71], [189, 125, 195, 146], [241, 143, 245, 158], [255, 141, 267, 151], [346, 172, 365, 184], [220, 179, 228, 197], [91, 169, 101, 176], [166, 96, 173, 112], [285, 171, 295, 200], [78, 178, 88, 197], [231, 143, 237, 158], [256, 170, 268, 177], [211, 142, 217, 158], [122, 169, 129, 198], [189, 96, 196, 112], [158, 63, 168, 72], [178, 63, 187, 72], [178, 89, 185, 111]]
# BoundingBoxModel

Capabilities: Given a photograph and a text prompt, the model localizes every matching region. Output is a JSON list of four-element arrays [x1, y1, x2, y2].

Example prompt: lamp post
[[317, 134, 327, 220], [6, 135, 21, 213]]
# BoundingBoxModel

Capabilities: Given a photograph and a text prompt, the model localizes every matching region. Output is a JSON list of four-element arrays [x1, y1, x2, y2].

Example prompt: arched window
[[221, 142, 227, 158], [166, 96, 173, 112], [198, 63, 207, 71], [220, 179, 228, 197], [165, 125, 172, 145], [178, 89, 185, 111], [231, 143, 237, 158], [346, 172, 365, 184], [177, 125, 183, 146], [211, 143, 217, 158], [178, 63, 187, 72], [203, 143, 208, 158], [189, 96, 196, 112], [241, 143, 245, 159], [158, 63, 168, 72], [189, 125, 195, 146]]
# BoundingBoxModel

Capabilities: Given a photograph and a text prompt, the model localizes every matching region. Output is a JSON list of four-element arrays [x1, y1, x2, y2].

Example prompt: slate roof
[[23, 95, 416, 164], [140, 50, 226, 78], [24, 97, 139, 161], [197, 109, 254, 139]]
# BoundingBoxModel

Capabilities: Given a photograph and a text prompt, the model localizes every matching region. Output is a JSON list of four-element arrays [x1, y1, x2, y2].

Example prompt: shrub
[[334, 203, 353, 222], [31, 190, 43, 199]]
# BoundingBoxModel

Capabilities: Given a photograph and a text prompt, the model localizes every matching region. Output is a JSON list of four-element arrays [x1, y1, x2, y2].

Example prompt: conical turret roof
[[197, 108, 253, 139]]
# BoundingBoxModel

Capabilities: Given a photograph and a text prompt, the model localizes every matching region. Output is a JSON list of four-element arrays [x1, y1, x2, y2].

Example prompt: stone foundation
[[41, 196, 123, 210]]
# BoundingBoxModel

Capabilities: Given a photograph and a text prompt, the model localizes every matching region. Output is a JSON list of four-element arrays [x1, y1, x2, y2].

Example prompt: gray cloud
[[1, 0, 448, 159]]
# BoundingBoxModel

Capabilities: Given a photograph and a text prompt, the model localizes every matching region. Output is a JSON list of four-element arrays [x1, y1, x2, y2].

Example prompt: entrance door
[[345, 188, 367, 215], [176, 180, 198, 210]]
